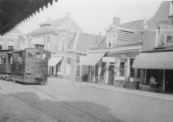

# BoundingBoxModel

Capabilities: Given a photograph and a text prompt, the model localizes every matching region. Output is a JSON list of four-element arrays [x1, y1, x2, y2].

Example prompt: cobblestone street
[[0, 78, 173, 122]]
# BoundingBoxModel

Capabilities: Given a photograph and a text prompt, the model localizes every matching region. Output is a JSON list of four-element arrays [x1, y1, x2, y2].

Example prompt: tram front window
[[36, 52, 41, 60]]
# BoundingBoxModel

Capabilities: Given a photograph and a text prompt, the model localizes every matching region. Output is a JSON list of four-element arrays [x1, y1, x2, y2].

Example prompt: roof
[[120, 20, 144, 30], [39, 17, 66, 26], [128, 31, 143, 42], [0, 0, 58, 35], [27, 16, 82, 36], [75, 32, 102, 54], [67, 32, 102, 54], [26, 27, 57, 36], [90, 41, 141, 50], [148, 1, 170, 29]]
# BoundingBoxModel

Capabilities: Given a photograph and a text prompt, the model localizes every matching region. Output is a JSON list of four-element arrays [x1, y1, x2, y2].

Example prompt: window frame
[[59, 35, 67, 51], [106, 30, 117, 48]]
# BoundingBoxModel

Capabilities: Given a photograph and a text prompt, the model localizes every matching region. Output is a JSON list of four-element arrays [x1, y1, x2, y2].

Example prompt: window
[[170, 2, 173, 16], [42, 53, 47, 60], [28, 52, 33, 58], [167, 36, 173, 45], [106, 31, 116, 48], [36, 52, 41, 60], [8, 46, 14, 50], [0, 45, 2, 50], [113, 31, 117, 44], [119, 61, 125, 76], [0, 56, 6, 64], [59, 36, 66, 51], [129, 58, 135, 77]]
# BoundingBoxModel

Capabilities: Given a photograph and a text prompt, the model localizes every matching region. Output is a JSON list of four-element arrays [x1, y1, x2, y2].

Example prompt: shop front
[[79, 52, 105, 82], [133, 51, 173, 93], [48, 56, 62, 77]]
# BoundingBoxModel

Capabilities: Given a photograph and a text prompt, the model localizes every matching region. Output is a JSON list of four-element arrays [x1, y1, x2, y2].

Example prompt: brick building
[[133, 1, 173, 93]]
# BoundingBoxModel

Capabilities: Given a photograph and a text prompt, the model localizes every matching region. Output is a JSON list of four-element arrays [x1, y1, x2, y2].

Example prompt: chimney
[[66, 12, 70, 18], [113, 17, 120, 25], [47, 17, 51, 22]]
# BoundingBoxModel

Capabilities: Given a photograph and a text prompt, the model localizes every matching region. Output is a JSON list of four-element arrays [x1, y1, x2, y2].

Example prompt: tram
[[0, 48, 50, 85]]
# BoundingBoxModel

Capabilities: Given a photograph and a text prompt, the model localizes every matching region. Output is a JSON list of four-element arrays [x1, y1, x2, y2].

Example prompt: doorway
[[165, 70, 173, 93], [108, 64, 115, 85]]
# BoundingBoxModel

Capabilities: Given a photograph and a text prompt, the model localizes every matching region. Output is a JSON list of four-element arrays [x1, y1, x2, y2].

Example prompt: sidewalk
[[50, 77, 173, 102]]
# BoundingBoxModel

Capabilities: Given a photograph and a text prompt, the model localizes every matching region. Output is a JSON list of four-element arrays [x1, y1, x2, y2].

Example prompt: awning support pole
[[106, 62, 109, 84], [163, 69, 165, 92], [98, 61, 101, 80]]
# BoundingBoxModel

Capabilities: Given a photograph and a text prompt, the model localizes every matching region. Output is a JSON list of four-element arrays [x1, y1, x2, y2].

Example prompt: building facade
[[79, 17, 145, 87], [133, 1, 173, 93], [26, 13, 101, 81], [0, 28, 25, 50]]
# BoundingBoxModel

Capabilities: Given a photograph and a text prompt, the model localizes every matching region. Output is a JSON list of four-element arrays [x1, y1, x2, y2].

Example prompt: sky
[[18, 0, 163, 36]]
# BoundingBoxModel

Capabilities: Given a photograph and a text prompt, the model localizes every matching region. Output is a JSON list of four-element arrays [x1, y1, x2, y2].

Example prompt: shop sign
[[102, 57, 116, 62]]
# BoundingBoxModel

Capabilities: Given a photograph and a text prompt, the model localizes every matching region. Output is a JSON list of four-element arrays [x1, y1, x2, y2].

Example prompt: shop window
[[36, 52, 41, 60], [119, 61, 125, 76], [166, 35, 173, 45], [130, 58, 135, 77], [0, 45, 3, 50]]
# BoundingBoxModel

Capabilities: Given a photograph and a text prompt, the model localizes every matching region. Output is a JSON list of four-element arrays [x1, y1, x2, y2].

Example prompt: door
[[108, 65, 114, 85], [165, 70, 173, 93]]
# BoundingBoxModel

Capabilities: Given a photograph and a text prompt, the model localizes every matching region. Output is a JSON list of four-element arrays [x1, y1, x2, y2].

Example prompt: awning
[[31, 37, 44, 45], [0, 0, 58, 35], [79, 52, 105, 66], [133, 52, 173, 69], [48, 57, 62, 66]]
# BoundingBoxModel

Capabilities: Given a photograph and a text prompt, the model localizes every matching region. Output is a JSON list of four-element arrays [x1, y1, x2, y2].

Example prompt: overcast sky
[[18, 0, 163, 35]]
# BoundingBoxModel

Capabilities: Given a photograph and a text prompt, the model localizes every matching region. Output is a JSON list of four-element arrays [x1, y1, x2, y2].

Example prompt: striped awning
[[133, 52, 173, 69], [79, 52, 105, 66]]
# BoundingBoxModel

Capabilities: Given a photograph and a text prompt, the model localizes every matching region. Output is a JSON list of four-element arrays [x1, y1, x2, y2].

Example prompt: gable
[[149, 1, 170, 29]]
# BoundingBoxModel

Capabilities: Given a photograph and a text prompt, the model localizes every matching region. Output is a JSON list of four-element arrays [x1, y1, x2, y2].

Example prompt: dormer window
[[106, 31, 117, 48], [40, 24, 50, 28], [155, 25, 173, 48], [170, 1, 173, 16]]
